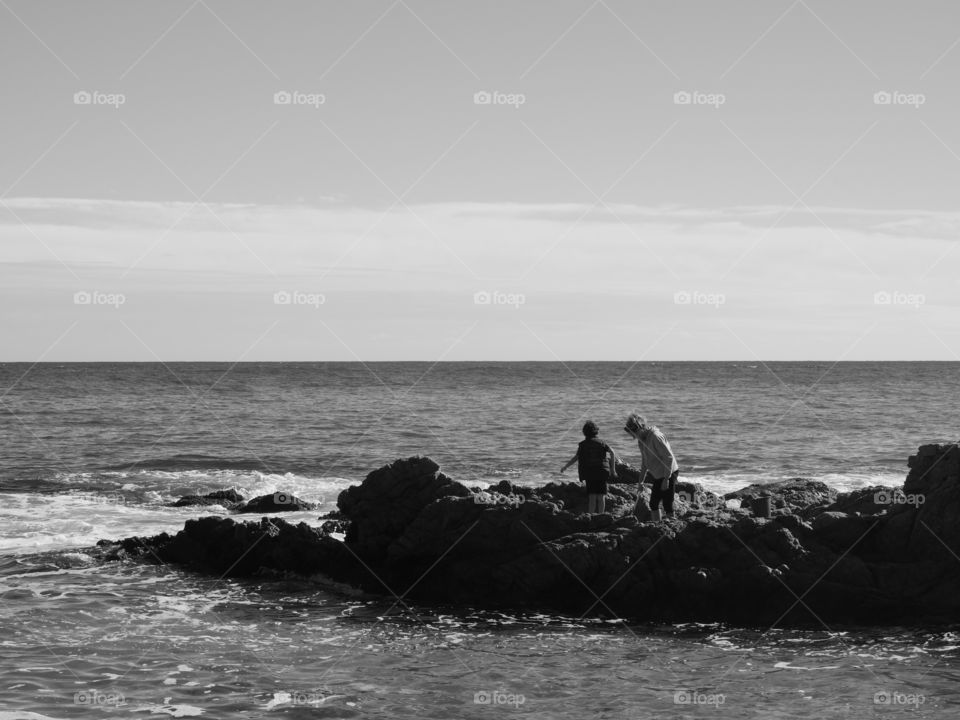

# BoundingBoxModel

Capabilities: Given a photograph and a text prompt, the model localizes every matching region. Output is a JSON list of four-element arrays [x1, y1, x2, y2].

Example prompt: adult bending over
[[624, 413, 679, 521]]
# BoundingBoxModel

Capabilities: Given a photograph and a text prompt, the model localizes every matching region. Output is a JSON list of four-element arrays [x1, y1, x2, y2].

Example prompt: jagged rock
[[823, 486, 892, 516], [169, 489, 245, 509], [338, 456, 472, 562], [236, 492, 317, 514], [535, 481, 638, 516], [320, 519, 349, 535], [103, 445, 960, 626], [725, 478, 837, 518]]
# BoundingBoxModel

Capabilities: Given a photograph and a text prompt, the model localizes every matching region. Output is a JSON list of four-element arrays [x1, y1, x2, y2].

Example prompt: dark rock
[[614, 460, 642, 484], [725, 478, 837, 518], [169, 489, 246, 509], [321, 519, 349, 535], [236, 492, 317, 514], [105, 445, 960, 626], [822, 486, 892, 516], [338, 456, 472, 562], [535, 481, 638, 516]]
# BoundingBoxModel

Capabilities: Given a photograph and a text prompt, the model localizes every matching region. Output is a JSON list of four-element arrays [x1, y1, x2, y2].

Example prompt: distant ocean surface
[[2, 362, 959, 718]]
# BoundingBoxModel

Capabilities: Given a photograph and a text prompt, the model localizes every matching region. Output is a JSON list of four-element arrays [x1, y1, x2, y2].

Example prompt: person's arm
[[560, 453, 578, 474], [637, 441, 648, 483], [607, 448, 617, 479]]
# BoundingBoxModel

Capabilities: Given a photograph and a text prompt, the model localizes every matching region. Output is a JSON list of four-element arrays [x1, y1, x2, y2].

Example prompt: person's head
[[624, 412, 649, 439], [582, 420, 599, 438]]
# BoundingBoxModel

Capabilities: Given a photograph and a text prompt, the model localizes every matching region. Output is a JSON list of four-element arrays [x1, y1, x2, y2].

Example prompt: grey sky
[[2, 1, 959, 360]]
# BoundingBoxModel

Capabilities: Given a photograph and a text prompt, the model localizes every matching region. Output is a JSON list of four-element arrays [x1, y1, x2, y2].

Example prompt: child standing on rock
[[561, 421, 617, 513]]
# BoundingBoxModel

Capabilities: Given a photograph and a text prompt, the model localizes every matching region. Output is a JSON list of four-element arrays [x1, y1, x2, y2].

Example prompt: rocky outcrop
[[169, 489, 317, 513], [725, 478, 837, 518], [102, 445, 960, 625], [236, 492, 317, 514], [169, 489, 246, 509]]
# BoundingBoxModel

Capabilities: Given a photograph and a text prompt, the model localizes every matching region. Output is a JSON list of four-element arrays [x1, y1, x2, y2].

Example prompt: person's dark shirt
[[577, 437, 611, 492]]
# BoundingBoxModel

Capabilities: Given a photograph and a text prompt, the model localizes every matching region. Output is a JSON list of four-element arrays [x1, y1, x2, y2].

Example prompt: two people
[[561, 413, 679, 520]]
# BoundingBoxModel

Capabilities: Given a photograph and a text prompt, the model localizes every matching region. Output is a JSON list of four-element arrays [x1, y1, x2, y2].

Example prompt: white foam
[[0, 487, 331, 556], [128, 705, 203, 717]]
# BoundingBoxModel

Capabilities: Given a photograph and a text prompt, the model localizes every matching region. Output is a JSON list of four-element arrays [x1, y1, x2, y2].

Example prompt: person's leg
[[649, 481, 663, 521], [587, 494, 599, 513], [662, 470, 679, 517], [597, 494, 606, 514]]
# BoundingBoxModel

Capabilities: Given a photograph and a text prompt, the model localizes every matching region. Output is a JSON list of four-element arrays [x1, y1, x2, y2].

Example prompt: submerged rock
[[236, 492, 318, 514], [103, 444, 960, 626], [169, 489, 246, 509]]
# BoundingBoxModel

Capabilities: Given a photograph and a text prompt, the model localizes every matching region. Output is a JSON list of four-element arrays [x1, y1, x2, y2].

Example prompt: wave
[[100, 454, 279, 473]]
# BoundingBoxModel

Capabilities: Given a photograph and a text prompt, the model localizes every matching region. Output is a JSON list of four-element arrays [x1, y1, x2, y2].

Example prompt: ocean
[[1, 361, 959, 718]]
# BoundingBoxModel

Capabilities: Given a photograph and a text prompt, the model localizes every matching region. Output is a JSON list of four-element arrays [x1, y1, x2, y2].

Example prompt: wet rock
[[107, 445, 960, 626], [169, 489, 245, 509], [823, 486, 892, 516], [725, 478, 837, 518], [236, 492, 317, 514]]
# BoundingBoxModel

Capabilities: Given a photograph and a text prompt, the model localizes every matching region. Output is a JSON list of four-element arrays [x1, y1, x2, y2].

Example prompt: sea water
[[1, 362, 959, 718]]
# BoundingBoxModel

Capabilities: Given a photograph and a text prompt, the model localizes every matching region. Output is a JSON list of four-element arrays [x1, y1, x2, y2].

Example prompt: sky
[[2, 0, 960, 361]]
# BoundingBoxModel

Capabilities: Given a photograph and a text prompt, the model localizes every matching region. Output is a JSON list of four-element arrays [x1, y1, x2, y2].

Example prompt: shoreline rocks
[[100, 444, 960, 626]]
